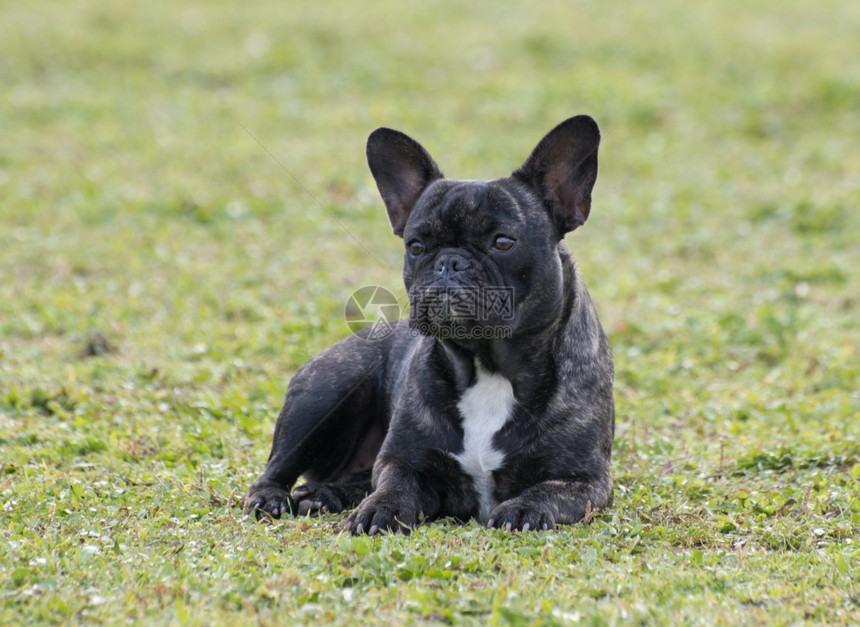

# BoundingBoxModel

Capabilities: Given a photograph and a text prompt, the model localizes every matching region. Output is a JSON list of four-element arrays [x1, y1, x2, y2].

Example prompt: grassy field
[[1, 0, 858, 624]]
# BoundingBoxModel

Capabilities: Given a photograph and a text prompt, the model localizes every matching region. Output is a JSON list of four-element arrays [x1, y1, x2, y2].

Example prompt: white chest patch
[[453, 361, 515, 522]]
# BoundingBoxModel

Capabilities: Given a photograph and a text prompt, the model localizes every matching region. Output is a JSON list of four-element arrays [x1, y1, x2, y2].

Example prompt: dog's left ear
[[367, 128, 443, 237], [513, 115, 600, 234]]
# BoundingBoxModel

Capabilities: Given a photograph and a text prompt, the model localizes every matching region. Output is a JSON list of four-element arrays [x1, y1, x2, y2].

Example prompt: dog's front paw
[[243, 483, 295, 520], [487, 498, 555, 532], [344, 492, 422, 536], [291, 483, 350, 516]]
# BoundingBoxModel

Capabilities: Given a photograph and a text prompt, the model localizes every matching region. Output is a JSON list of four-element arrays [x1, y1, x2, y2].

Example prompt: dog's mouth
[[407, 283, 515, 341]]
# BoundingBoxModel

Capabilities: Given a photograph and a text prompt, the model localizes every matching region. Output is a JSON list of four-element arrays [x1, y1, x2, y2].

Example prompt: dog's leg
[[344, 456, 441, 535], [486, 471, 613, 531], [244, 349, 385, 520]]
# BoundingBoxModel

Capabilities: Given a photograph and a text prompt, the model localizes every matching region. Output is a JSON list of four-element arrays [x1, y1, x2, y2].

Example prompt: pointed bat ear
[[366, 128, 443, 237], [512, 115, 600, 234]]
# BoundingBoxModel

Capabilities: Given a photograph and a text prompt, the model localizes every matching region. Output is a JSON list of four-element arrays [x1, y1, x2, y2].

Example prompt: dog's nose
[[434, 253, 470, 277]]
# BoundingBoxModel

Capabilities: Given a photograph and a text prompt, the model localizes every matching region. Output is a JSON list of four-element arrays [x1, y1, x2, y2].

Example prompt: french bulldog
[[244, 115, 615, 534]]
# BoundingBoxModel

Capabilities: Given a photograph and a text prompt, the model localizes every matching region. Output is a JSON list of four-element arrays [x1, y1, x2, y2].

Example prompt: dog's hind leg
[[244, 338, 389, 520]]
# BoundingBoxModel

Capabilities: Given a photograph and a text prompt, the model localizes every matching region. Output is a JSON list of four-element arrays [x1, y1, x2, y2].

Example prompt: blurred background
[[3, 0, 859, 489], [1, 0, 858, 622], [2, 0, 858, 468]]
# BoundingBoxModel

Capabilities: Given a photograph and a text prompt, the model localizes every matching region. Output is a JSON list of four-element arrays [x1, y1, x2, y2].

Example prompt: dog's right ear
[[367, 128, 443, 237]]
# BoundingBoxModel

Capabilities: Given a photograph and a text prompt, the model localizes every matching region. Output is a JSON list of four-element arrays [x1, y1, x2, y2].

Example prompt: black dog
[[244, 115, 614, 534]]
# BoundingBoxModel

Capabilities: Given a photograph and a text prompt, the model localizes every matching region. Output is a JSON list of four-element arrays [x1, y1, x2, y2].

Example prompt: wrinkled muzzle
[[407, 282, 515, 341]]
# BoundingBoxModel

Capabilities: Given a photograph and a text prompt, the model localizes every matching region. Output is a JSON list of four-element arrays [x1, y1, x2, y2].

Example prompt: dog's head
[[367, 116, 600, 346]]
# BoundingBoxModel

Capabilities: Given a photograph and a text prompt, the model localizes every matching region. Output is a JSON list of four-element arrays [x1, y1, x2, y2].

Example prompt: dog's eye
[[407, 240, 424, 256], [493, 235, 516, 251]]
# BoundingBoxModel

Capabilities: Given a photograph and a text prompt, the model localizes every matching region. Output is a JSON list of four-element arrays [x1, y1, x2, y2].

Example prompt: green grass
[[1, 0, 858, 624]]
